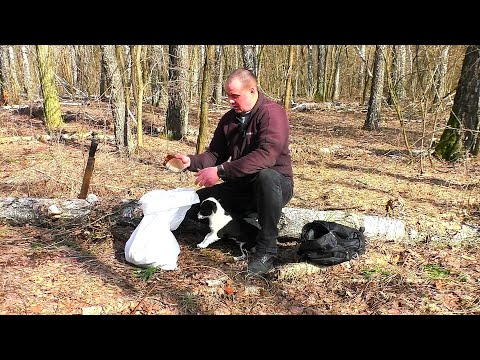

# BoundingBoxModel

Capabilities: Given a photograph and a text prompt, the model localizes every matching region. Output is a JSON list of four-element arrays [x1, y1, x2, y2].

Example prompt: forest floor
[[0, 98, 479, 315]]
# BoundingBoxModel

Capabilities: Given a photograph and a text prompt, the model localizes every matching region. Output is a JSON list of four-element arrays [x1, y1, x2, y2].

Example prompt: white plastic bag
[[124, 188, 199, 270]]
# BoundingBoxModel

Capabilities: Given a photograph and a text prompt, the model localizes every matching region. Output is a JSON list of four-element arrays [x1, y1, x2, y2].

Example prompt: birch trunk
[[1, 197, 477, 245], [315, 45, 326, 101], [21, 45, 32, 101]]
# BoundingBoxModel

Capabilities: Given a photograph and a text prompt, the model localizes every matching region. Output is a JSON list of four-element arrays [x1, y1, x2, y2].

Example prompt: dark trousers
[[186, 169, 293, 255]]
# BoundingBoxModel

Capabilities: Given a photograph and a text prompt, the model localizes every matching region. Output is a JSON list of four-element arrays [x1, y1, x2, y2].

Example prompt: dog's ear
[[210, 200, 217, 213]]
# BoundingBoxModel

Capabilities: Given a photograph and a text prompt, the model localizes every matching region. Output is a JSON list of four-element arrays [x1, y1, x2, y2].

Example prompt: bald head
[[226, 68, 258, 90], [225, 69, 259, 113]]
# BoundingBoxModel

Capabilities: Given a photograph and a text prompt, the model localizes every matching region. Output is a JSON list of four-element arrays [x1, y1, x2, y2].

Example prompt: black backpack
[[297, 220, 366, 266]]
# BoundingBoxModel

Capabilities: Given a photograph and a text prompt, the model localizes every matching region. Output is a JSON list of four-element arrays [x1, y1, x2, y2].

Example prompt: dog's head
[[197, 197, 221, 219]]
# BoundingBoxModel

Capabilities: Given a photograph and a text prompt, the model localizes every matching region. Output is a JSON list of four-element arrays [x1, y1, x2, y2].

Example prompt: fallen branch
[[59, 102, 84, 106]]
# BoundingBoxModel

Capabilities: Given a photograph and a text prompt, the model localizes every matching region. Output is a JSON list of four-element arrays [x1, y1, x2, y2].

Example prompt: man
[[174, 68, 293, 275]]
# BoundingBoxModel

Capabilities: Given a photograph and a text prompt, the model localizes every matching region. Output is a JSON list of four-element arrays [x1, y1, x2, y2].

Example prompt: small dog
[[197, 197, 258, 260]]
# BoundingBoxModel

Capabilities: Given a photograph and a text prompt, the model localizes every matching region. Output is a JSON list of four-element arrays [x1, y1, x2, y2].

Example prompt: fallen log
[[0, 196, 96, 227], [0, 132, 115, 144], [1, 196, 479, 244], [0, 135, 52, 143], [292, 102, 332, 112], [275, 262, 325, 280]]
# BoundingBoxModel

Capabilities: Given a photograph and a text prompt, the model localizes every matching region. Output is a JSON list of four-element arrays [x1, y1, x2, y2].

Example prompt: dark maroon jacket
[[188, 92, 293, 186]]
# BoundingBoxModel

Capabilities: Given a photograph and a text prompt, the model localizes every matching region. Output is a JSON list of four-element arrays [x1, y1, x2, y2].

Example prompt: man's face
[[225, 78, 256, 113]]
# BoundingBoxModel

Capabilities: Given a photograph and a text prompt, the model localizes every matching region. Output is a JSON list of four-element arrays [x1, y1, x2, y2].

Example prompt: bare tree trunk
[[407, 45, 416, 100], [241, 45, 257, 75], [213, 45, 224, 104], [357, 45, 366, 100], [306, 45, 315, 100], [395, 45, 406, 100], [68, 46, 78, 96], [36, 45, 63, 132], [283, 45, 295, 110], [8, 46, 20, 104], [99, 50, 108, 101], [234, 45, 239, 69], [165, 45, 189, 140], [315, 45, 326, 101], [326, 45, 335, 101], [354, 45, 373, 105], [123, 45, 132, 91], [190, 45, 200, 103], [388, 45, 406, 105], [332, 46, 342, 101], [150, 45, 164, 107], [101, 45, 131, 154], [132, 45, 145, 147], [435, 45, 480, 160], [364, 45, 386, 131], [256, 45, 265, 89], [21, 45, 32, 101], [413, 45, 423, 102], [433, 45, 450, 105], [197, 45, 205, 99], [0, 46, 8, 105], [197, 45, 215, 154], [362, 46, 375, 106], [116, 45, 132, 118], [293, 45, 300, 100], [73, 45, 81, 95]]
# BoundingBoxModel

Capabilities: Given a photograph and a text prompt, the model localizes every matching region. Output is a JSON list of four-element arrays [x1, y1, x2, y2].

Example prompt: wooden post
[[78, 140, 98, 199]]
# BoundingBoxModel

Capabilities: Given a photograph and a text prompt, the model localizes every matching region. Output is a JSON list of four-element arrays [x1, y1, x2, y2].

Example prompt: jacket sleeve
[[188, 116, 230, 171]]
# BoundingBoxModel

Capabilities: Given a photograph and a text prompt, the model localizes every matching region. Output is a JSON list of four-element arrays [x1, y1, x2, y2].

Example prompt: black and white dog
[[197, 197, 258, 261]]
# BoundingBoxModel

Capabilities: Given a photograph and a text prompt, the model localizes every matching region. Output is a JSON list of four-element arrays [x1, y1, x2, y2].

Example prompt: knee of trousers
[[256, 168, 281, 187]]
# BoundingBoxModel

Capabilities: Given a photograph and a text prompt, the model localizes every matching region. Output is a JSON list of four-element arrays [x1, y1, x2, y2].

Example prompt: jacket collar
[[248, 91, 265, 118]]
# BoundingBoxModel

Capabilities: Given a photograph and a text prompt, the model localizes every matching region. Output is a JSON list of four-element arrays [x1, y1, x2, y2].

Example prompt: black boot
[[247, 253, 277, 275]]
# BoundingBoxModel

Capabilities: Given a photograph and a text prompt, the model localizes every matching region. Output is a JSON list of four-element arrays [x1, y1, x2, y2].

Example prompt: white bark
[[0, 46, 11, 93], [8, 46, 20, 101], [1, 197, 478, 245], [354, 45, 373, 78], [0, 197, 95, 226], [332, 46, 342, 101], [21, 45, 32, 100]]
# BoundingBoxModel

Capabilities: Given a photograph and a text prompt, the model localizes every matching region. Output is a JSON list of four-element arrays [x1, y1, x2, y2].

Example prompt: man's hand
[[194, 167, 220, 188], [174, 153, 191, 170]]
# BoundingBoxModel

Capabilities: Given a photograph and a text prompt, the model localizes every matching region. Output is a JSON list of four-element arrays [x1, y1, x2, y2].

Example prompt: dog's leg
[[233, 242, 247, 261], [197, 232, 220, 248]]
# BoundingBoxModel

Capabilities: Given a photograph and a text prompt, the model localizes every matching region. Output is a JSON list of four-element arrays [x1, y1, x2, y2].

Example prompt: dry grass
[[0, 99, 479, 315]]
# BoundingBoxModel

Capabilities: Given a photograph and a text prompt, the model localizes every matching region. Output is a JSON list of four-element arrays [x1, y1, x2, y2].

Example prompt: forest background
[[0, 45, 479, 315]]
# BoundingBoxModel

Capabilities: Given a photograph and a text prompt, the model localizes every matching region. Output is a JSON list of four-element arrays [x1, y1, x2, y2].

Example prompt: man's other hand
[[194, 167, 220, 187]]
